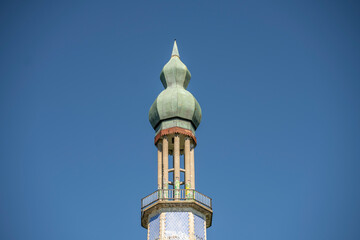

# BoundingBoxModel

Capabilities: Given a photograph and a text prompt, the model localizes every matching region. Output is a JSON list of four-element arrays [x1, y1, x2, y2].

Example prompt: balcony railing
[[141, 189, 212, 210]]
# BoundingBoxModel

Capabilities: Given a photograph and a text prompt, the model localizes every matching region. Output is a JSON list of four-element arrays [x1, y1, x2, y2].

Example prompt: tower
[[141, 41, 213, 240]]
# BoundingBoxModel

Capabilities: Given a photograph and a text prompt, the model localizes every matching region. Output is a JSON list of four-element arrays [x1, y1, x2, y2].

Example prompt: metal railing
[[141, 189, 212, 210]]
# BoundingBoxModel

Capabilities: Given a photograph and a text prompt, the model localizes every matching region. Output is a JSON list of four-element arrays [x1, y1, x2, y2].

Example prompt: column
[[189, 212, 195, 240], [190, 145, 195, 190], [174, 134, 180, 199], [184, 137, 191, 189], [157, 143, 162, 190], [162, 136, 169, 198], [185, 137, 192, 198], [160, 212, 165, 240]]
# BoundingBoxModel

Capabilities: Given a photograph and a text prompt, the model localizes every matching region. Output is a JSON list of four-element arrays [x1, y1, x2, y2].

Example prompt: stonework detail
[[147, 210, 207, 240], [194, 214, 205, 240], [148, 214, 160, 240], [165, 212, 189, 239]]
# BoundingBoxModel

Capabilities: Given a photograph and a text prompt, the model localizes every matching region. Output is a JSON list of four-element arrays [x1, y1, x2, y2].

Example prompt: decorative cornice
[[141, 201, 213, 229], [154, 127, 197, 146]]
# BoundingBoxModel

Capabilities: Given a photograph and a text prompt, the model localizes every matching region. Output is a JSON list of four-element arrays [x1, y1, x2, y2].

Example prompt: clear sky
[[1, 1, 359, 239]]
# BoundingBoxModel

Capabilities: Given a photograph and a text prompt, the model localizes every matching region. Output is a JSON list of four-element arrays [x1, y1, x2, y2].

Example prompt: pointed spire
[[171, 39, 180, 58]]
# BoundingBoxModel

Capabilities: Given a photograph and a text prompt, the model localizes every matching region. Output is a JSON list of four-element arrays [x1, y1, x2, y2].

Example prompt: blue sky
[[0, 1, 359, 239]]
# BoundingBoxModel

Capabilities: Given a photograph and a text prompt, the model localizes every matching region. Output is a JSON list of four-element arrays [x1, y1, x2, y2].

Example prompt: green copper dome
[[149, 41, 202, 134]]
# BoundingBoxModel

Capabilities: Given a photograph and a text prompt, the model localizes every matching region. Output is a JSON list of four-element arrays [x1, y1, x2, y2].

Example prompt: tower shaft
[[142, 41, 213, 240]]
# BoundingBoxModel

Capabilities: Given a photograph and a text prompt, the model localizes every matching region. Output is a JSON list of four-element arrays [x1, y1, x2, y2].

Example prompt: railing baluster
[[141, 189, 212, 209]]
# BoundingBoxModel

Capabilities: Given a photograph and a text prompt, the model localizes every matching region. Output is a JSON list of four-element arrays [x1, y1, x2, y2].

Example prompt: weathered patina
[[149, 41, 202, 136]]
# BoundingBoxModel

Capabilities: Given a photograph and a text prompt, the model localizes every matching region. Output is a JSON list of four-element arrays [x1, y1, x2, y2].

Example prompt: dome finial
[[171, 39, 180, 58], [149, 41, 202, 134]]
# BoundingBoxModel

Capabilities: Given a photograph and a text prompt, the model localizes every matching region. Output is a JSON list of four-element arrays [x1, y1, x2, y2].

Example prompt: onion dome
[[149, 40, 202, 135]]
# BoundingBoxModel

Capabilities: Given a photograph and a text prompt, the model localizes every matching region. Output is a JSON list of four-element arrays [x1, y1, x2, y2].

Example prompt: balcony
[[141, 189, 212, 210]]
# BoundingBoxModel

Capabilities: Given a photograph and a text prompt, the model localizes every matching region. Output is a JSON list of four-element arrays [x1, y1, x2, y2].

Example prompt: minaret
[[141, 41, 213, 240]]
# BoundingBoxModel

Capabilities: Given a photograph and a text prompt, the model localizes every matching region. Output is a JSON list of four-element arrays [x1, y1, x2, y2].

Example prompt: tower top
[[171, 40, 179, 57], [141, 41, 213, 236], [149, 41, 202, 136]]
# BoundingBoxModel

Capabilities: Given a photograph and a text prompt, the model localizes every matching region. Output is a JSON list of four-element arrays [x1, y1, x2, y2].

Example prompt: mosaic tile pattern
[[148, 214, 160, 240], [165, 212, 190, 240], [194, 214, 205, 240]]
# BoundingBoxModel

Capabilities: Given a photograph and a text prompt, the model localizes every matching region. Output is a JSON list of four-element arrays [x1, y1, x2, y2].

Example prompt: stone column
[[189, 212, 195, 240], [190, 145, 195, 190], [174, 134, 180, 198], [160, 212, 165, 240], [174, 134, 180, 190], [162, 136, 169, 198], [184, 137, 191, 189], [157, 143, 162, 190]]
